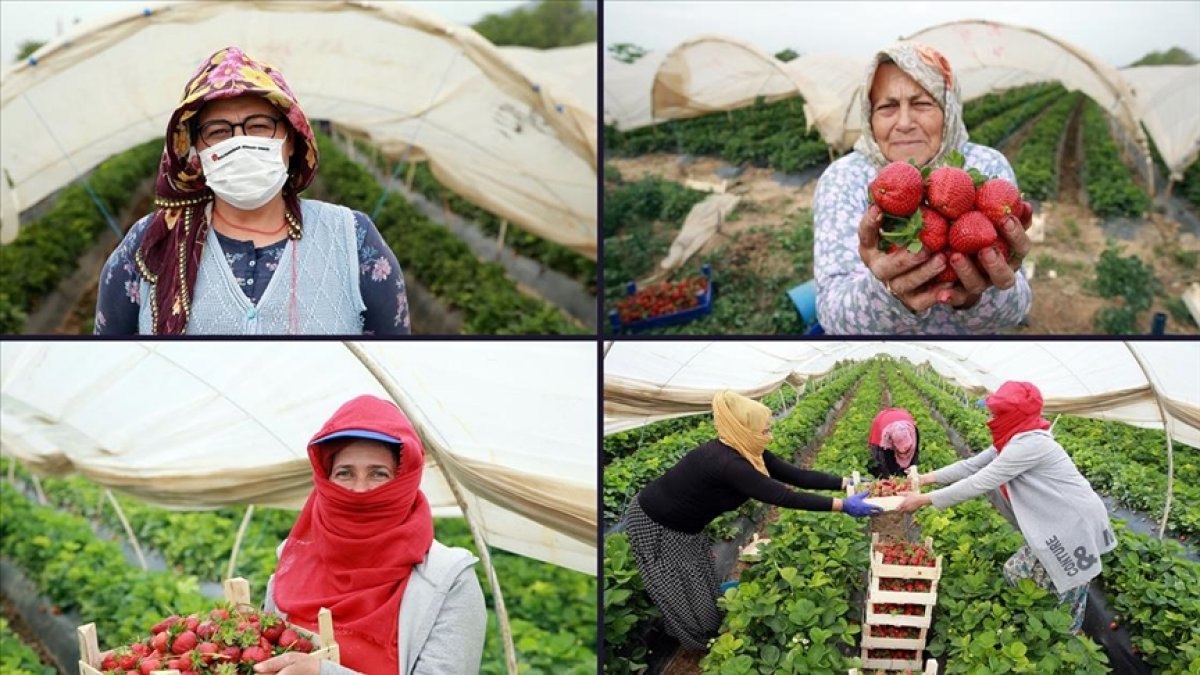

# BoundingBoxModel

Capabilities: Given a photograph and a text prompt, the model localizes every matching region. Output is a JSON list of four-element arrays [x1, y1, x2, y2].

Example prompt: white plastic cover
[[0, 1, 597, 259], [603, 341, 1200, 452], [0, 341, 597, 575], [603, 21, 1199, 180]]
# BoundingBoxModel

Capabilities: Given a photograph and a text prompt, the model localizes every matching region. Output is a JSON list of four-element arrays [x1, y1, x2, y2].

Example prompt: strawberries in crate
[[879, 577, 933, 592], [866, 625, 922, 640], [872, 603, 926, 617], [614, 276, 708, 324], [875, 541, 936, 567], [867, 648, 921, 661], [92, 604, 316, 675], [867, 477, 914, 497]]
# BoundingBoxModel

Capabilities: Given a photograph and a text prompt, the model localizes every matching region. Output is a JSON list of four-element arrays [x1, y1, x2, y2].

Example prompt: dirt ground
[[609, 153, 1200, 335]]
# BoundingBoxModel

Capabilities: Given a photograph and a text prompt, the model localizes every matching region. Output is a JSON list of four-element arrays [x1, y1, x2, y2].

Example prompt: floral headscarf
[[136, 46, 319, 334], [853, 43, 969, 170]]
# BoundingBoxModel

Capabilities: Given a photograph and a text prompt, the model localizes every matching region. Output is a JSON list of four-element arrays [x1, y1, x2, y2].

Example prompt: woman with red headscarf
[[896, 381, 1115, 633], [257, 395, 486, 675], [866, 408, 920, 477], [95, 46, 411, 335]]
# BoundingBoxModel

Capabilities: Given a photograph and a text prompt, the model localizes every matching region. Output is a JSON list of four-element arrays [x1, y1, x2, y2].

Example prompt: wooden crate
[[860, 625, 928, 651], [867, 573, 939, 607], [869, 533, 943, 581], [78, 577, 339, 675], [858, 647, 924, 671], [864, 600, 934, 629], [849, 657, 939, 674]]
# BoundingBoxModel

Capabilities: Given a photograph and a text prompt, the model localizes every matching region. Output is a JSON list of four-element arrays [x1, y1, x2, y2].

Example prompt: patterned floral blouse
[[95, 209, 411, 335], [813, 142, 1031, 335]]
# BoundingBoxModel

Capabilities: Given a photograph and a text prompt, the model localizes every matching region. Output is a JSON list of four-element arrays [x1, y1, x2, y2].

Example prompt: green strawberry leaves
[[967, 168, 989, 187]]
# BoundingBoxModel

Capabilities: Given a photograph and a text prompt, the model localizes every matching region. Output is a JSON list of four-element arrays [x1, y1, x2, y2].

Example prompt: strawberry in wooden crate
[[875, 541, 936, 567]]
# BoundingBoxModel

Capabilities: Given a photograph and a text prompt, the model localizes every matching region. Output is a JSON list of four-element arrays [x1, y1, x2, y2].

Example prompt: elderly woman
[[867, 407, 920, 478], [259, 395, 486, 674], [896, 381, 1115, 633], [813, 43, 1033, 334], [96, 47, 410, 335], [624, 390, 880, 650]]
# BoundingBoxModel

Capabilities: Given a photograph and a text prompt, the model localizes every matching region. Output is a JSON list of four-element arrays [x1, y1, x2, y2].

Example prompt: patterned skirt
[[623, 496, 722, 650], [1003, 544, 1089, 633]]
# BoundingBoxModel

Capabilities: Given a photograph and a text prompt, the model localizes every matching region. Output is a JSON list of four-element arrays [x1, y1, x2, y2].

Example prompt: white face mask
[[198, 136, 288, 210]]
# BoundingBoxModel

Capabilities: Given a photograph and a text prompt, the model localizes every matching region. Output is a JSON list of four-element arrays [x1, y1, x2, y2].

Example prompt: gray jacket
[[928, 430, 1116, 593], [265, 540, 487, 674]]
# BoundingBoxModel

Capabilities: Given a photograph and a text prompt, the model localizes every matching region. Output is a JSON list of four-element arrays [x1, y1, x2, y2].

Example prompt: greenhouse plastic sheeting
[[0, 1, 597, 259], [0, 341, 597, 575], [1120, 64, 1200, 181], [603, 341, 1200, 452], [603, 21, 1199, 181]]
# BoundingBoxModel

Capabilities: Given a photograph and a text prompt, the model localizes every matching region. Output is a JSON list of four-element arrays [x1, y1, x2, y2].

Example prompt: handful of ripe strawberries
[[95, 605, 315, 675], [867, 150, 1033, 284]]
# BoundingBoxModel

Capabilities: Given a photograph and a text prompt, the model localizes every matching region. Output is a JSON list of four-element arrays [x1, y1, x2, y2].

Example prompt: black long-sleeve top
[[637, 439, 843, 533]]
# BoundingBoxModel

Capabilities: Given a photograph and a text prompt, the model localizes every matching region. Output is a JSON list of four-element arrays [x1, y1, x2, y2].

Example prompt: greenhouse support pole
[[105, 489, 148, 570], [496, 219, 508, 256], [405, 162, 417, 192], [343, 342, 518, 675], [29, 474, 47, 505], [1125, 342, 1175, 539], [226, 504, 256, 582]]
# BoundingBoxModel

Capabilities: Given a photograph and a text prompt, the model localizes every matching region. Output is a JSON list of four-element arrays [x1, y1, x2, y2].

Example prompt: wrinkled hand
[[842, 490, 883, 518], [254, 653, 321, 675], [937, 215, 1033, 309], [858, 205, 951, 313], [896, 493, 932, 513]]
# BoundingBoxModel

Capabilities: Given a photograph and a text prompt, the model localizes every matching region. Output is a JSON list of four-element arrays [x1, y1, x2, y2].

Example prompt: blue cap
[[975, 398, 989, 408], [313, 429, 403, 447]]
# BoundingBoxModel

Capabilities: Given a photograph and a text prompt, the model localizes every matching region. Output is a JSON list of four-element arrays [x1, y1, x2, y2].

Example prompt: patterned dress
[[812, 143, 1032, 334]]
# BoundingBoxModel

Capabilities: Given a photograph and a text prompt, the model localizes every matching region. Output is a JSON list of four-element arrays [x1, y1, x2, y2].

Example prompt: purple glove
[[843, 490, 883, 518]]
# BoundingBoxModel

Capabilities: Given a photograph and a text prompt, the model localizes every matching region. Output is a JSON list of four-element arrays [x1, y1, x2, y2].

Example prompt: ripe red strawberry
[[975, 178, 1021, 226], [209, 608, 229, 622], [195, 642, 219, 664], [279, 628, 300, 648], [869, 161, 924, 216], [184, 616, 199, 632], [130, 643, 150, 658], [241, 646, 271, 665], [949, 211, 998, 254], [294, 637, 314, 653], [117, 652, 139, 670], [220, 646, 241, 662], [151, 631, 169, 653], [917, 206, 948, 252], [196, 620, 216, 640], [139, 659, 161, 675], [101, 651, 118, 670], [171, 630, 197, 655], [262, 622, 284, 644], [926, 166, 976, 219]]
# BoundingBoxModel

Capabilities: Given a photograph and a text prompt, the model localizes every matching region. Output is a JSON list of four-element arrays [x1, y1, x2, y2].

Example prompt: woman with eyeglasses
[[95, 46, 410, 335], [812, 43, 1033, 334]]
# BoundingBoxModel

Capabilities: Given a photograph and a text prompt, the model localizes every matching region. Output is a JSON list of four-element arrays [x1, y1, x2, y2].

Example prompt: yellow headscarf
[[712, 390, 772, 475]]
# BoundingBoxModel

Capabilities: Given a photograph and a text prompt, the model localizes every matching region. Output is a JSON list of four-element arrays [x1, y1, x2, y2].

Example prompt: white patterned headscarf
[[853, 43, 970, 170]]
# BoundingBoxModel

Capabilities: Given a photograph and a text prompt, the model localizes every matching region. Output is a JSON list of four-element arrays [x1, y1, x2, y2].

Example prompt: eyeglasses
[[196, 114, 283, 146]]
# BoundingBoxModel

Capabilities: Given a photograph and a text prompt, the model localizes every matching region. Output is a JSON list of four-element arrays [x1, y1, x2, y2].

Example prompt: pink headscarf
[[881, 421, 918, 468]]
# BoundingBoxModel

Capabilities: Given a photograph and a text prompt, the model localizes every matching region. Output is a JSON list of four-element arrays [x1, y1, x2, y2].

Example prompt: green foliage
[[608, 43, 646, 64], [1181, 160, 1200, 208], [1080, 100, 1152, 217], [774, 48, 800, 63], [0, 481, 208, 646], [603, 533, 659, 673], [15, 40, 45, 62], [604, 414, 707, 465], [1165, 296, 1197, 327], [473, 0, 596, 49], [603, 176, 707, 239], [0, 139, 162, 333], [606, 98, 827, 175], [1009, 92, 1081, 200], [963, 83, 1058, 132], [1128, 47, 1198, 67], [1091, 243, 1160, 334], [315, 131, 584, 334], [0, 617, 55, 675]]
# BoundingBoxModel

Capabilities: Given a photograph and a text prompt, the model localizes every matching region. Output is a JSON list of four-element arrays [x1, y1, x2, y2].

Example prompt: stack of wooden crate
[[859, 532, 942, 673]]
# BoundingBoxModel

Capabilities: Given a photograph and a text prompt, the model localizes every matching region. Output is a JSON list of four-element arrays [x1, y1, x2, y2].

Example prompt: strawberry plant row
[[602, 533, 660, 675], [605, 97, 829, 175], [1009, 91, 1083, 201], [1079, 100, 1153, 218], [966, 86, 1064, 151], [0, 139, 162, 334], [0, 481, 210, 646], [349, 139, 596, 289], [313, 131, 584, 334], [1054, 415, 1199, 538], [962, 83, 1059, 130], [0, 617, 55, 675]]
